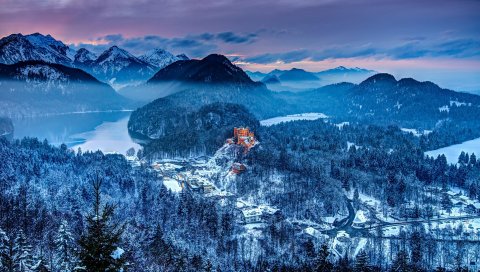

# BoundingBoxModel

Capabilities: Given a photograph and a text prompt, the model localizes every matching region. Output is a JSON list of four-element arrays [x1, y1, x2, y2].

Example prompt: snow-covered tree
[[78, 175, 125, 272], [54, 220, 77, 272], [13, 230, 34, 272], [0, 228, 12, 271]]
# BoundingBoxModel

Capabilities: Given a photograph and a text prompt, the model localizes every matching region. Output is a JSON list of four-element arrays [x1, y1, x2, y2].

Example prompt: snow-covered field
[[162, 177, 182, 192], [425, 137, 480, 164], [260, 113, 328, 126]]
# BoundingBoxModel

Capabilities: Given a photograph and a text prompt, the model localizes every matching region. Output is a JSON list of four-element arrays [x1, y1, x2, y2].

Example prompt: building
[[233, 127, 255, 149], [231, 162, 246, 174]]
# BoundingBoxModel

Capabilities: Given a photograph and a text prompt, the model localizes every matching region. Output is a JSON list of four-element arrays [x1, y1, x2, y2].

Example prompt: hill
[[0, 61, 132, 118], [129, 102, 259, 157]]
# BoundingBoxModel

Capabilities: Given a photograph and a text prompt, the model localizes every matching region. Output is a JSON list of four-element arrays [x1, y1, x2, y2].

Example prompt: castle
[[233, 127, 255, 148]]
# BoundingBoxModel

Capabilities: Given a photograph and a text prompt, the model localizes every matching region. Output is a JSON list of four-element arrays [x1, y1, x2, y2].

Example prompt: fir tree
[[0, 228, 12, 272], [31, 258, 50, 272], [55, 220, 77, 272], [13, 230, 34, 272], [354, 251, 369, 272], [391, 250, 409, 272], [315, 244, 333, 272], [77, 175, 125, 272]]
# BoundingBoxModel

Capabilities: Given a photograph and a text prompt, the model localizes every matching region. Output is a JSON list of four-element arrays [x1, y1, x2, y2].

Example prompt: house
[[465, 203, 480, 214], [242, 208, 263, 224], [231, 162, 246, 174]]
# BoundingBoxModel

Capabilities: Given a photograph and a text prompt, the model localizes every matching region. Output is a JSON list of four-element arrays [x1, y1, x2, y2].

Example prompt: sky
[[0, 0, 479, 92]]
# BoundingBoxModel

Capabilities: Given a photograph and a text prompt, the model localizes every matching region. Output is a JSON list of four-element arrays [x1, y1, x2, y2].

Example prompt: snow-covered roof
[[353, 210, 367, 224]]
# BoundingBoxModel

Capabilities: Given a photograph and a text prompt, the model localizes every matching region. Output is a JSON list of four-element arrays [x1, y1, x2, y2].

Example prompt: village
[[141, 127, 281, 227]]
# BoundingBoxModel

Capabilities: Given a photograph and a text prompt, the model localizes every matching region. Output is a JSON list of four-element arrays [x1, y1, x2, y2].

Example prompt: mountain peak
[[361, 73, 397, 86], [96, 46, 136, 64], [74, 48, 97, 63], [203, 54, 231, 63], [148, 53, 255, 85], [176, 54, 189, 60], [139, 48, 178, 69]]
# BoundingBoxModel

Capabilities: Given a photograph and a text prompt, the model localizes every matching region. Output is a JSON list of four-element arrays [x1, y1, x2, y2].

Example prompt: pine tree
[[390, 250, 409, 272], [77, 175, 125, 272], [31, 258, 50, 272], [13, 230, 34, 272], [470, 153, 477, 165], [0, 228, 12, 272], [55, 220, 77, 272], [354, 251, 369, 272], [315, 244, 333, 272]]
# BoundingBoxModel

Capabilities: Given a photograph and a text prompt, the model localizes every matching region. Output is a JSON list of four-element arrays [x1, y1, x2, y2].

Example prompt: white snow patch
[[438, 105, 450, 113], [335, 122, 350, 129], [353, 210, 367, 224], [401, 128, 432, 137], [111, 247, 124, 260], [450, 100, 469, 107], [162, 177, 182, 193]]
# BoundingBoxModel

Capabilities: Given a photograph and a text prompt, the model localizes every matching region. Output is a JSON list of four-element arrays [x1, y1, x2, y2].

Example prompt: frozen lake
[[12, 111, 141, 154], [260, 113, 328, 126], [425, 137, 480, 164]]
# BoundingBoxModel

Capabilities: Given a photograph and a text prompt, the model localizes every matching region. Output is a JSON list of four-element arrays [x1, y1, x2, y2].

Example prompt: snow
[[162, 177, 182, 193], [450, 100, 470, 107], [111, 247, 124, 260], [335, 122, 350, 129], [19, 65, 66, 81], [438, 105, 450, 113], [347, 142, 361, 150], [353, 210, 367, 224], [139, 48, 180, 69], [401, 128, 432, 137], [260, 113, 328, 126], [425, 137, 480, 164], [352, 238, 367, 258]]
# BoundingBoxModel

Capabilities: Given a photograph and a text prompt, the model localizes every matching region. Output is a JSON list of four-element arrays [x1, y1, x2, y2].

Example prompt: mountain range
[[0, 33, 188, 86], [247, 66, 375, 92], [129, 56, 480, 142], [119, 54, 263, 101], [1, 32, 479, 130]]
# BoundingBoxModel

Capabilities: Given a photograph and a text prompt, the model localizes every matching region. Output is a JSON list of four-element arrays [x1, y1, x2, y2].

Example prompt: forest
[[2, 108, 480, 271]]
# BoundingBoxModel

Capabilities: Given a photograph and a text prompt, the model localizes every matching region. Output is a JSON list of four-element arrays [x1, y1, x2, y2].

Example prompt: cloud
[[243, 38, 480, 64], [216, 32, 258, 44], [70, 31, 260, 57]]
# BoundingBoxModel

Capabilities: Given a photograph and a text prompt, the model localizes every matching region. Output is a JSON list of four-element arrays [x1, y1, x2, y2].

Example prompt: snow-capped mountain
[[0, 33, 73, 66], [315, 66, 375, 85], [74, 48, 97, 64], [0, 33, 190, 86], [139, 49, 187, 69], [88, 46, 156, 84]]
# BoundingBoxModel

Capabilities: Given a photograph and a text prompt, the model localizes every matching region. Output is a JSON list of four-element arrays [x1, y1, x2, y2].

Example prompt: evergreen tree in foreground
[[13, 230, 34, 272], [316, 244, 333, 272], [0, 228, 12, 272], [55, 220, 78, 272], [78, 175, 126, 272]]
